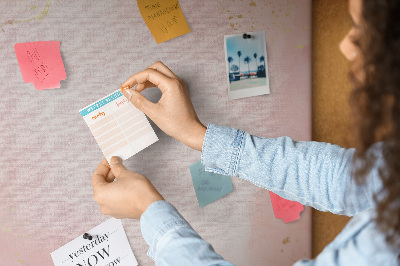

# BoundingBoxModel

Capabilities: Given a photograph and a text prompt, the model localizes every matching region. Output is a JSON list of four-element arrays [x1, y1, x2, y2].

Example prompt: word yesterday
[[69, 233, 109, 261], [51, 218, 138, 266]]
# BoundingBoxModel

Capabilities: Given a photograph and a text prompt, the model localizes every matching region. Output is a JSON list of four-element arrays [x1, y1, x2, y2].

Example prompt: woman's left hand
[[91, 157, 164, 219]]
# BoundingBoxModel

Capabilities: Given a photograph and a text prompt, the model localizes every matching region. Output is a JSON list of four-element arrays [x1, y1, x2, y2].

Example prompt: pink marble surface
[[0, 0, 311, 265]]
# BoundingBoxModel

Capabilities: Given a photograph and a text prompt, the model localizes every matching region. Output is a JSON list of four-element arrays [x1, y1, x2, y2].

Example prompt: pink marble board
[[0, 0, 311, 265]]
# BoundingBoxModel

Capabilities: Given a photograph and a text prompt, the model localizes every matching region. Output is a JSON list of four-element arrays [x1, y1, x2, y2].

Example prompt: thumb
[[92, 158, 111, 189], [123, 89, 156, 116], [109, 156, 128, 178]]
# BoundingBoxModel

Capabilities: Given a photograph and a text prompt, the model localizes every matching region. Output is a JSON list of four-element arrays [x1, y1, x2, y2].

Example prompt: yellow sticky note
[[137, 0, 191, 44]]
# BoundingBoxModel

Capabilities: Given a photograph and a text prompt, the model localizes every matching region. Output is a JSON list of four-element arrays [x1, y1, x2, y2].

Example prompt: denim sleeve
[[140, 200, 234, 265], [201, 124, 382, 216]]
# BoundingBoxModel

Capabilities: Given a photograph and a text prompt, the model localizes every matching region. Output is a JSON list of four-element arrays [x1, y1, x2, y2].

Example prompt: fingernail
[[110, 156, 121, 165], [120, 85, 129, 92], [124, 89, 134, 101]]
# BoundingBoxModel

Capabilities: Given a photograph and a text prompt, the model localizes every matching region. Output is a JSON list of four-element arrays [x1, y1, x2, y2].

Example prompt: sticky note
[[189, 161, 233, 208], [137, 0, 191, 44], [269, 192, 304, 223], [14, 41, 66, 90], [79, 90, 158, 162], [51, 218, 138, 266]]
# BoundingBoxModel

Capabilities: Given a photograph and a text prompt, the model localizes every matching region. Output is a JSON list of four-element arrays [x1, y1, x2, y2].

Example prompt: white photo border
[[224, 31, 270, 100]]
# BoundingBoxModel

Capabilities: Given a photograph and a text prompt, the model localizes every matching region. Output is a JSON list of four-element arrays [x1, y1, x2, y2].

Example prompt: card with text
[[79, 90, 158, 162], [51, 218, 138, 266], [14, 41, 67, 90], [137, 0, 191, 44], [269, 192, 304, 223], [189, 161, 233, 208]]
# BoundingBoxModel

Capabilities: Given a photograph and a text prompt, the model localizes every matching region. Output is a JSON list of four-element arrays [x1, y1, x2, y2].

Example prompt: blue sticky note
[[189, 161, 233, 208]]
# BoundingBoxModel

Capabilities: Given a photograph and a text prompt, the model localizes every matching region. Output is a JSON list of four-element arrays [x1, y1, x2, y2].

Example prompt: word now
[[77, 245, 110, 266]]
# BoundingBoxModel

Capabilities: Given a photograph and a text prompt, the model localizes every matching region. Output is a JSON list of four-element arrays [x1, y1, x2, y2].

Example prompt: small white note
[[79, 90, 158, 163], [51, 218, 138, 266]]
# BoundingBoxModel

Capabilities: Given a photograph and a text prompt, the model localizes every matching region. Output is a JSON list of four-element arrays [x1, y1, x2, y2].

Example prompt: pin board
[[0, 0, 311, 264]]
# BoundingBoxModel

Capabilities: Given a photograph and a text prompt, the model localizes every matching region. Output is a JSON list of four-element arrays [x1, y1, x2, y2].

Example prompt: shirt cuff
[[201, 124, 245, 176], [140, 200, 192, 260]]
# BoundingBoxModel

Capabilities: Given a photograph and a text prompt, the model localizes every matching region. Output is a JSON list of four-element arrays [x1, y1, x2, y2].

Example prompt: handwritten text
[[92, 112, 105, 120]]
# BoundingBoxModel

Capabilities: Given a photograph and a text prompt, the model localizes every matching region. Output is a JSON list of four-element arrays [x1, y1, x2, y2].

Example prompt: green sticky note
[[189, 161, 233, 208]]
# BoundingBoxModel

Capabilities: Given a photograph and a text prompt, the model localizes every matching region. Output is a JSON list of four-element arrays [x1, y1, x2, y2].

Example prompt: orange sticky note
[[269, 192, 304, 223], [137, 0, 191, 44], [14, 41, 66, 90]]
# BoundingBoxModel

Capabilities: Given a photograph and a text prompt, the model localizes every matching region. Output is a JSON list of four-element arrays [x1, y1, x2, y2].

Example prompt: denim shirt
[[140, 124, 399, 265]]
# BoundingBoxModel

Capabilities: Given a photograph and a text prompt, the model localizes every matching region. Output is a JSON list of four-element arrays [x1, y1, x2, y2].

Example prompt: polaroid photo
[[224, 31, 270, 100]]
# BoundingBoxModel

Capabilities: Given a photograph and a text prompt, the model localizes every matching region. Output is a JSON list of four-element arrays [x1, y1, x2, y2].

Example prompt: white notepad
[[51, 218, 138, 266], [80, 90, 158, 162]]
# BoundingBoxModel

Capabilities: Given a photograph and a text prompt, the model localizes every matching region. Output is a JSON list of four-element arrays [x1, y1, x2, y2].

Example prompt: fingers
[[135, 81, 155, 92], [109, 156, 129, 178], [100, 206, 110, 216], [91, 158, 110, 189], [147, 61, 178, 79], [121, 89, 158, 117], [121, 68, 174, 94], [105, 168, 116, 183], [120, 61, 181, 118], [121, 62, 179, 93]]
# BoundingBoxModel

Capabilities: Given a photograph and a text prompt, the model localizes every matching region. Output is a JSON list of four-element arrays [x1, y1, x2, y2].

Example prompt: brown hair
[[350, 0, 400, 250]]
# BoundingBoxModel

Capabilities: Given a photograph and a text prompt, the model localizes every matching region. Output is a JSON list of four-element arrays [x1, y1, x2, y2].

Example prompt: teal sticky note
[[189, 161, 233, 208]]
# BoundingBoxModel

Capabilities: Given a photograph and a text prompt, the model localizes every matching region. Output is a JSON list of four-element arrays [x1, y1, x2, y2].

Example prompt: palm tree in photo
[[230, 64, 239, 83], [227, 56, 233, 73], [231, 64, 239, 73], [260, 55, 265, 71], [237, 51, 242, 77], [253, 53, 258, 71], [244, 56, 251, 78]]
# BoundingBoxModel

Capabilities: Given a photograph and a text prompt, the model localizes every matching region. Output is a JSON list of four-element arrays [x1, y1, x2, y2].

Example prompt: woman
[[91, 0, 400, 264]]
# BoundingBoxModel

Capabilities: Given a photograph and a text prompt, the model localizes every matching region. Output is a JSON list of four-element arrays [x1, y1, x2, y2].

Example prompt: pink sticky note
[[269, 191, 304, 223], [14, 41, 67, 90]]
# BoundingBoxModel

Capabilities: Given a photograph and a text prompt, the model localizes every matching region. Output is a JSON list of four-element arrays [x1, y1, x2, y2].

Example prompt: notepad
[[51, 218, 138, 266], [14, 41, 67, 90], [79, 90, 158, 162], [269, 192, 304, 223], [137, 0, 191, 43], [189, 161, 233, 208]]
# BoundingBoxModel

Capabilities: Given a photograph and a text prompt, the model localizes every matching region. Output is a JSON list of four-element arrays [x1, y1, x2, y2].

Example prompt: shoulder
[[318, 209, 399, 265]]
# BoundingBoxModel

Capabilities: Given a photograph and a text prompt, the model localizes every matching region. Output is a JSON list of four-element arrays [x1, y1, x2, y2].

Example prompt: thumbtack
[[83, 233, 93, 240], [242, 33, 252, 39]]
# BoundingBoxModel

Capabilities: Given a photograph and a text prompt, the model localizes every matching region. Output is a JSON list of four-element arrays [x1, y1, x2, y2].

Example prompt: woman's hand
[[91, 157, 164, 219], [120, 61, 206, 151]]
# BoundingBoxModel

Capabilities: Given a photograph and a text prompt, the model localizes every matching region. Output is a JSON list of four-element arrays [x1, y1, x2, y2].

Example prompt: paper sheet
[[137, 0, 191, 44], [269, 192, 304, 223], [14, 41, 66, 90], [79, 90, 158, 162], [189, 161, 233, 208], [51, 218, 138, 266]]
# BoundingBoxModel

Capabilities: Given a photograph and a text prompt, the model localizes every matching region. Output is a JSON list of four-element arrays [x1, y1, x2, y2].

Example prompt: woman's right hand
[[120, 61, 207, 151]]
